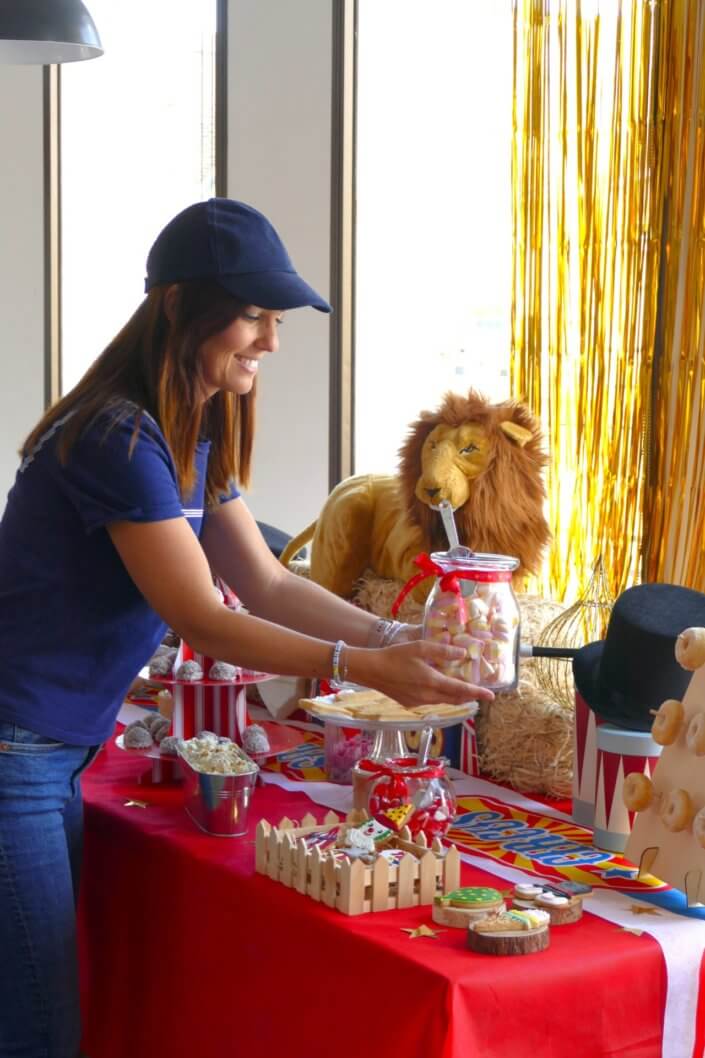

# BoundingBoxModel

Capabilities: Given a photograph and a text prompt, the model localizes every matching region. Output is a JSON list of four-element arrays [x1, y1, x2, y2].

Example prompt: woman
[[0, 198, 490, 1057]]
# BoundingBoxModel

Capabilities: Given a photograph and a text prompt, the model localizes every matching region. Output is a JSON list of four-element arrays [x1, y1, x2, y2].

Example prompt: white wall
[[0, 66, 46, 507], [227, 0, 333, 535], [0, 2, 335, 533]]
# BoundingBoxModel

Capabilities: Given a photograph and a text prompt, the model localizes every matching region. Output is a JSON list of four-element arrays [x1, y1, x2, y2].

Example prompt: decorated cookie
[[432, 886, 505, 929], [439, 887, 504, 909], [511, 883, 584, 925], [513, 883, 543, 899], [354, 818, 393, 844], [378, 849, 407, 866], [467, 908, 550, 955], [377, 803, 414, 832], [304, 828, 340, 851]]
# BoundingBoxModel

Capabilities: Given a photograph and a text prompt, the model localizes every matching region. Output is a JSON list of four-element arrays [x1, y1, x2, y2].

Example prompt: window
[[60, 0, 218, 393], [354, 0, 513, 474]]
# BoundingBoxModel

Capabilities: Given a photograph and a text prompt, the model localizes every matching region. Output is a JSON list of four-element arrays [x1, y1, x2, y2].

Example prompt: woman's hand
[[347, 640, 494, 708]]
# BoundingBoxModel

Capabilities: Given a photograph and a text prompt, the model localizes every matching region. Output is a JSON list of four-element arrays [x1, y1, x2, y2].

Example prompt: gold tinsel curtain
[[643, 3, 705, 587], [511, 0, 705, 600]]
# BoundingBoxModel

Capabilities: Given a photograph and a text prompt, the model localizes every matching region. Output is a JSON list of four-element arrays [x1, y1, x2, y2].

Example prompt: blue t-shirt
[[0, 405, 239, 745]]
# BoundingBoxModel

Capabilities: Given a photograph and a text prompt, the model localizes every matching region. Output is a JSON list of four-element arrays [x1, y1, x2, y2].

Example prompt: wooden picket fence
[[255, 810, 461, 916]]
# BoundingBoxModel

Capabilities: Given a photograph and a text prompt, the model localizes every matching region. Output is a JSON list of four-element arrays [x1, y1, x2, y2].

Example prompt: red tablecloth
[[78, 736, 668, 1058]]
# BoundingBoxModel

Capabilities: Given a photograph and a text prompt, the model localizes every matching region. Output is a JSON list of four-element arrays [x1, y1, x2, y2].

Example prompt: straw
[[416, 725, 434, 768]]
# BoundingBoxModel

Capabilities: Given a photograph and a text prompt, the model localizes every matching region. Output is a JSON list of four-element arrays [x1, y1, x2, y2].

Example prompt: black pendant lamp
[[0, 0, 103, 64]]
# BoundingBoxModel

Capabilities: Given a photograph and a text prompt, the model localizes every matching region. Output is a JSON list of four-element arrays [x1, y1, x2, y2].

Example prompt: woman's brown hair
[[21, 281, 256, 505]]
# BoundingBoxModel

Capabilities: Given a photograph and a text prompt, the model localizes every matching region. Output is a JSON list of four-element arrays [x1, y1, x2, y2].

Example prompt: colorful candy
[[424, 579, 519, 690]]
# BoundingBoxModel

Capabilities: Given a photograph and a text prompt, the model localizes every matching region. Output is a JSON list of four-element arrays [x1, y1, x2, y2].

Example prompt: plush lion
[[281, 390, 550, 601]]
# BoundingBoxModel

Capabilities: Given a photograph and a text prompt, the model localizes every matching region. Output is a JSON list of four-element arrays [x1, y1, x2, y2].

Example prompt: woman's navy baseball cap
[[145, 198, 332, 313]]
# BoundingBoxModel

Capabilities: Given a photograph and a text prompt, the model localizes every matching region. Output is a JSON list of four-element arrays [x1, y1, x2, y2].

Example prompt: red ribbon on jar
[[391, 552, 479, 620]]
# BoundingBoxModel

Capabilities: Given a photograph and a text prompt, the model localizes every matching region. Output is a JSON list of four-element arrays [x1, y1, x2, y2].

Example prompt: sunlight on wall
[[355, 0, 513, 474]]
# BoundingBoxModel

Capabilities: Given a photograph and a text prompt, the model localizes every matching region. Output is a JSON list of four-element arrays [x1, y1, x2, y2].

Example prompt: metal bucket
[[177, 753, 259, 837]]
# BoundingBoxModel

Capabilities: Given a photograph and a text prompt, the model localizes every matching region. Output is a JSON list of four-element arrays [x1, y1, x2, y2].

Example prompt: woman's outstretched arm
[[200, 497, 398, 646], [108, 514, 493, 707]]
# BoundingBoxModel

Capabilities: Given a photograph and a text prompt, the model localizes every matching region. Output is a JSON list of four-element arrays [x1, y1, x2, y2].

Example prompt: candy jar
[[351, 728, 407, 809], [423, 549, 520, 692], [324, 726, 374, 784], [366, 757, 456, 841]]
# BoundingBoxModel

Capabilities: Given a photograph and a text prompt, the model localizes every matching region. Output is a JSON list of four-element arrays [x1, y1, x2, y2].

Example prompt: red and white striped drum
[[593, 723, 662, 852], [572, 692, 602, 826]]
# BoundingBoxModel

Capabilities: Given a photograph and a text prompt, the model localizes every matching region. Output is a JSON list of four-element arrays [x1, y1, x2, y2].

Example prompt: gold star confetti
[[629, 905, 661, 916], [618, 927, 644, 937], [124, 799, 149, 808], [401, 924, 445, 939]]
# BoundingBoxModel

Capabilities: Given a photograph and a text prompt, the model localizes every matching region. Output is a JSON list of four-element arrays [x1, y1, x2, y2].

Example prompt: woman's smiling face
[[198, 306, 284, 399]]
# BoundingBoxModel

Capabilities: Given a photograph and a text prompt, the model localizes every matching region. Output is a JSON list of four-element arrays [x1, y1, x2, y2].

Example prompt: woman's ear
[[164, 283, 180, 323]]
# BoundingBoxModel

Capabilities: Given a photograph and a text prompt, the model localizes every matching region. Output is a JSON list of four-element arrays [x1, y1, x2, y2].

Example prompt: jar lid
[[431, 548, 519, 575], [365, 755, 446, 780]]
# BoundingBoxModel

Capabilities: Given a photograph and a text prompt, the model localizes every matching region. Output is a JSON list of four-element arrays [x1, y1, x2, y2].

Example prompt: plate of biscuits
[[298, 688, 478, 730]]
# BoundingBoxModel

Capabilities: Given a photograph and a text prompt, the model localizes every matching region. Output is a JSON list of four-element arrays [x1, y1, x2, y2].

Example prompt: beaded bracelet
[[331, 639, 349, 685]]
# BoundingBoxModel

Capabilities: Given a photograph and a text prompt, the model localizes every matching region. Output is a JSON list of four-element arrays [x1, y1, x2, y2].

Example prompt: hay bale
[[475, 661, 573, 799]]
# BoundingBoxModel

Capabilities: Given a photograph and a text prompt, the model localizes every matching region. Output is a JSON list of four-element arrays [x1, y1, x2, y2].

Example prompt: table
[[78, 735, 679, 1058]]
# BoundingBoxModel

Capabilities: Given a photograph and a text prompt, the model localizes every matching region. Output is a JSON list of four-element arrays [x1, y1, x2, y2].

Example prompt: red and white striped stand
[[168, 642, 249, 743]]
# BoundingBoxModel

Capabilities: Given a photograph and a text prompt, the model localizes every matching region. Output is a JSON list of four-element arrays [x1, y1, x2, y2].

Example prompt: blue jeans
[[0, 722, 99, 1058]]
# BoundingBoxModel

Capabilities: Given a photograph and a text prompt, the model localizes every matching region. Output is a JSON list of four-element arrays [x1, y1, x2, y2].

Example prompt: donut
[[686, 713, 705, 756], [622, 772, 654, 812], [693, 807, 705, 849], [650, 698, 684, 745], [660, 788, 694, 832], [675, 627, 705, 670]]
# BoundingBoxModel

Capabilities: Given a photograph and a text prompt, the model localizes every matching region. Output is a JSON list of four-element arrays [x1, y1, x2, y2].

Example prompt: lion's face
[[414, 422, 491, 510]]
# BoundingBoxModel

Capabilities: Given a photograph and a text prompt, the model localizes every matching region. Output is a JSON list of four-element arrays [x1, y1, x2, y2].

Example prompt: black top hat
[[572, 582, 705, 731]]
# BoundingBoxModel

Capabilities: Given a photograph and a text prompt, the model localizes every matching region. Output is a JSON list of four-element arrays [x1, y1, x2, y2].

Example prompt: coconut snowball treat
[[241, 724, 271, 756]]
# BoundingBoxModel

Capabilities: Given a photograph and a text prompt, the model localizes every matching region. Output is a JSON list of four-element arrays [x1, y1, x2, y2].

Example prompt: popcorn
[[178, 732, 257, 775]]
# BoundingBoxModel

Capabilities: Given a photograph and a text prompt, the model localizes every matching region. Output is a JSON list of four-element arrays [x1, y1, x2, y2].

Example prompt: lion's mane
[[397, 390, 550, 577]]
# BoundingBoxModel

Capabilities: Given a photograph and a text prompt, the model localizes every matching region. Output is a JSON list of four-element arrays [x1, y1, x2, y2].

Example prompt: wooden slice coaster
[[433, 900, 504, 929], [467, 922, 550, 956]]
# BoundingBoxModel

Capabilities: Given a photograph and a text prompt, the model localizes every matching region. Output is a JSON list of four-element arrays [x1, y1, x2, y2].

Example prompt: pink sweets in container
[[422, 550, 520, 693]]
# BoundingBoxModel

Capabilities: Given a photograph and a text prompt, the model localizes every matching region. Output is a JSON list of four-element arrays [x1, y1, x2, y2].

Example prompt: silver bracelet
[[367, 617, 404, 648], [381, 620, 405, 647], [366, 617, 389, 648], [331, 639, 348, 684]]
